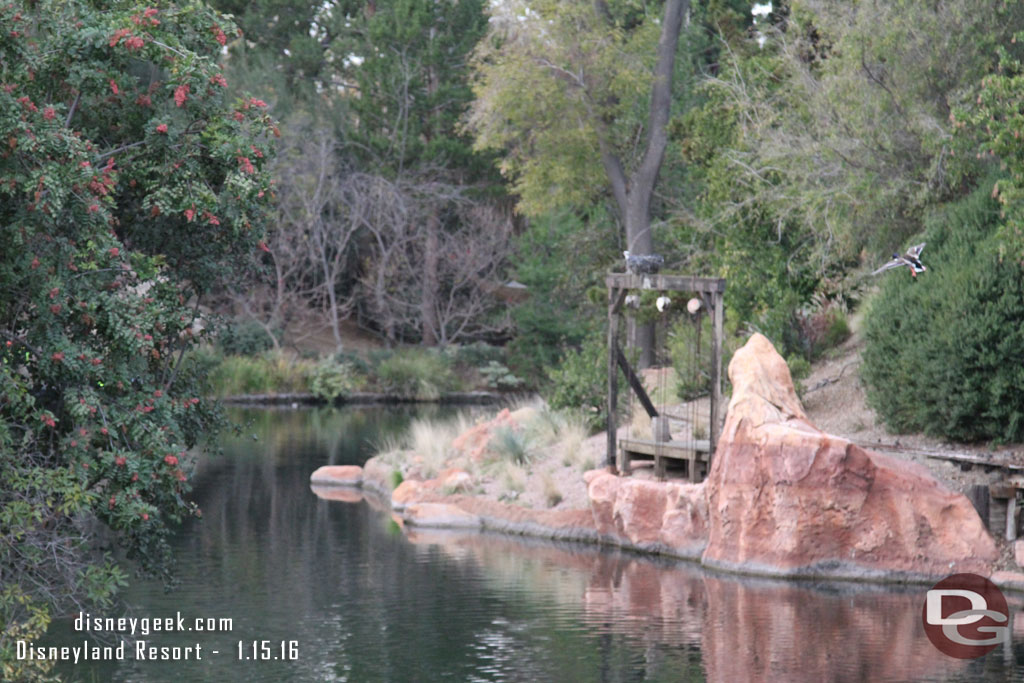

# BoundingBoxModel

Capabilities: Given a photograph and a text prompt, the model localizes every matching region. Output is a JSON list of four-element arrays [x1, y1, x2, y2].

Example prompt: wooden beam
[[606, 295, 621, 472], [1008, 495, 1018, 541], [710, 289, 724, 462], [615, 343, 658, 418], [605, 273, 726, 293]]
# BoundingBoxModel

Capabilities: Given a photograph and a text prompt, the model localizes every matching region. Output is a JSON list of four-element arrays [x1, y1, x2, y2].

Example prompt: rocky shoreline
[[310, 334, 1024, 592]]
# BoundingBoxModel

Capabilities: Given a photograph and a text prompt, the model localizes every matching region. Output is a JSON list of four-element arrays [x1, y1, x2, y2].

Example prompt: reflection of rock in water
[[400, 528, 979, 682], [701, 577, 976, 683]]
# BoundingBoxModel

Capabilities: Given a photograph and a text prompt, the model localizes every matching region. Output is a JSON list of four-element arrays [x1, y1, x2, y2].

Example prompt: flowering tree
[[0, 2, 276, 678]]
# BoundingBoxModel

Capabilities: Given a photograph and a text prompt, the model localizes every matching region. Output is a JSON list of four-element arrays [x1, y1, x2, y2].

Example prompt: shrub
[[310, 359, 359, 402], [792, 305, 851, 360], [375, 350, 457, 399], [488, 425, 532, 465], [544, 336, 609, 430], [446, 342, 505, 368], [334, 351, 372, 376], [479, 361, 525, 390], [669, 314, 741, 400], [786, 354, 812, 398], [862, 184, 1024, 442], [216, 318, 277, 356]]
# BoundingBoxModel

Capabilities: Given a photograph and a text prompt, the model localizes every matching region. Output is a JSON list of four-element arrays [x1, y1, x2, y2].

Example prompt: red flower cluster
[[210, 73, 227, 88], [131, 8, 160, 26], [173, 84, 189, 107], [109, 27, 131, 47], [163, 454, 178, 466], [211, 25, 228, 46], [156, 123, 168, 134], [237, 156, 255, 174]]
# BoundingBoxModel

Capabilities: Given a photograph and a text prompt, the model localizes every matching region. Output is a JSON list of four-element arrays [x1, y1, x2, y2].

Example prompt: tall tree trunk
[[599, 0, 687, 368], [421, 211, 440, 345]]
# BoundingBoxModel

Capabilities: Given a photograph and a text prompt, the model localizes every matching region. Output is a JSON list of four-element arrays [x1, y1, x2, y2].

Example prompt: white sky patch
[[751, 3, 772, 18]]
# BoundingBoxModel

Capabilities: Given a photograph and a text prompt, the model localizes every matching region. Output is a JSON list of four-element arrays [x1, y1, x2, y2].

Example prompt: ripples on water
[[46, 407, 1024, 682]]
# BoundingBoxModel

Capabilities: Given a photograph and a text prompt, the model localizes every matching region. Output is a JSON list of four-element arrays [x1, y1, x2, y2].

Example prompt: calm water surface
[[47, 406, 1024, 682]]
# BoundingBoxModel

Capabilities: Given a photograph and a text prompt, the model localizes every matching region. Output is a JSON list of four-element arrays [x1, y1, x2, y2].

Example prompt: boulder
[[309, 465, 363, 487], [391, 479, 426, 510], [702, 333, 998, 580], [587, 472, 707, 559]]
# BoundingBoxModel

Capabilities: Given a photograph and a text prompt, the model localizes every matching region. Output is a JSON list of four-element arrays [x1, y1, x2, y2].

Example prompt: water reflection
[[45, 407, 1024, 682], [400, 527, 1024, 682]]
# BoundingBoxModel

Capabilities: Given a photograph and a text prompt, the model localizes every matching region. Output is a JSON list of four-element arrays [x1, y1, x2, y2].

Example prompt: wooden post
[[709, 289, 724, 462], [1008, 494, 1018, 542], [606, 288, 626, 472]]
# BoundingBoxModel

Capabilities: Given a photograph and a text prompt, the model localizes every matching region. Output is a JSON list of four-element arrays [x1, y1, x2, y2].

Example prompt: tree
[[0, 2, 276, 678], [211, 0, 510, 347], [466, 0, 691, 365]]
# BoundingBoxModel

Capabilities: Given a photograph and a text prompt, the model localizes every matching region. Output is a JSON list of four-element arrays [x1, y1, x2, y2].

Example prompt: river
[[46, 406, 1024, 682]]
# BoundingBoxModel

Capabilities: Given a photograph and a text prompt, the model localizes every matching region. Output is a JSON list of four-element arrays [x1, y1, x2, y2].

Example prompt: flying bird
[[623, 251, 665, 275], [872, 243, 926, 278]]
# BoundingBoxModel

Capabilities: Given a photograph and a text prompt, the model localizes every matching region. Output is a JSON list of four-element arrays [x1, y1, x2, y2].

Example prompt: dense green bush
[[862, 185, 1024, 442], [310, 358, 360, 402], [445, 342, 505, 368], [545, 336, 610, 429], [217, 318, 277, 356]]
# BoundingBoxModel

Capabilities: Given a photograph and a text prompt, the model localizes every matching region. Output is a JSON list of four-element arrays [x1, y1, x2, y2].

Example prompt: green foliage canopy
[[0, 1, 276, 676]]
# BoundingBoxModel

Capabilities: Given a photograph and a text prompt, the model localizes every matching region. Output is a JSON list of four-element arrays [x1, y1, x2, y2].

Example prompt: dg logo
[[923, 573, 1010, 658]]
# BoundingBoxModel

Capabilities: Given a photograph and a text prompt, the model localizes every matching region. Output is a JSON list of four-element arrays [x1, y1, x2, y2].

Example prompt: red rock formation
[[702, 333, 998, 580], [309, 465, 363, 486], [587, 471, 707, 558]]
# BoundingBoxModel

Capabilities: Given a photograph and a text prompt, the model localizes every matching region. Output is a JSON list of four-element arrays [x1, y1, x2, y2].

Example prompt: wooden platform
[[618, 438, 711, 482]]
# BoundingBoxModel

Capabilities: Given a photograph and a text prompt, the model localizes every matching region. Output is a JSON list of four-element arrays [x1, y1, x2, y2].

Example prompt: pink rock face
[[703, 333, 998, 579], [587, 472, 708, 559], [403, 502, 482, 529], [451, 408, 515, 461], [309, 465, 363, 486]]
